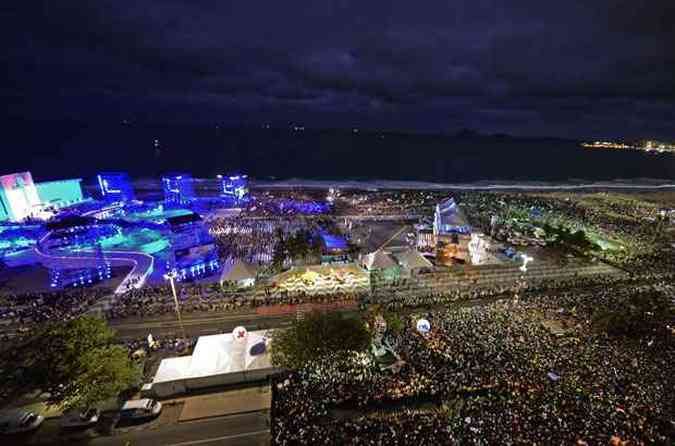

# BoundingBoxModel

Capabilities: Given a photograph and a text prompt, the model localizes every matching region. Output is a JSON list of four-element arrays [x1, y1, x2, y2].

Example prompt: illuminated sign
[[97, 172, 134, 201], [0, 172, 41, 222], [98, 176, 121, 194]]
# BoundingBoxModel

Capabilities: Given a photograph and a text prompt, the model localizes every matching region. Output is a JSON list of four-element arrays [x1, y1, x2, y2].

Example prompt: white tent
[[391, 248, 433, 271], [220, 259, 258, 287], [362, 250, 397, 271], [151, 330, 274, 397]]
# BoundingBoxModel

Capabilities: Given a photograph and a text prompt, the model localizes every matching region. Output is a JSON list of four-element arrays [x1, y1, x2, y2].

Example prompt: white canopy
[[363, 250, 397, 270], [391, 248, 433, 270], [153, 330, 272, 383], [220, 259, 258, 283]]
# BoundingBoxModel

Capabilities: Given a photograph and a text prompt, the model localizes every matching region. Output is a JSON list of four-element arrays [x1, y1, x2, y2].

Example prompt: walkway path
[[32, 231, 156, 316]]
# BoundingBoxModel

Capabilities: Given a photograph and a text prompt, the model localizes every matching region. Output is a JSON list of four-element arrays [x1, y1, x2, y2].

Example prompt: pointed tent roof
[[392, 248, 433, 270], [220, 259, 258, 283], [363, 250, 398, 270], [435, 196, 470, 232], [438, 196, 456, 211]]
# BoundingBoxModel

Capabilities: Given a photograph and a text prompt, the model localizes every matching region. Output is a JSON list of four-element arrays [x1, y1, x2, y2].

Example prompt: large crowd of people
[[8, 189, 670, 327], [456, 191, 675, 273], [372, 271, 674, 311], [106, 284, 263, 319], [209, 216, 318, 265], [0, 189, 672, 444], [0, 288, 111, 327], [272, 276, 674, 445], [335, 190, 440, 217], [103, 262, 661, 321], [104, 280, 367, 320]]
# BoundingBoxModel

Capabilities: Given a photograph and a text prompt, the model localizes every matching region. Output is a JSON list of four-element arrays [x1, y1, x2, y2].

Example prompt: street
[[81, 412, 270, 446], [109, 312, 294, 339], [10, 412, 270, 446]]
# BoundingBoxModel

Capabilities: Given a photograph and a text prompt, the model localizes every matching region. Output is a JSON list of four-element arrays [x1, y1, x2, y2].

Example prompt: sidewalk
[[177, 385, 271, 422]]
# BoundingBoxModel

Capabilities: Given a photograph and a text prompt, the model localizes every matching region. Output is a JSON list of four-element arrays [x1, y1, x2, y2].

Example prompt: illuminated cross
[[520, 254, 533, 272]]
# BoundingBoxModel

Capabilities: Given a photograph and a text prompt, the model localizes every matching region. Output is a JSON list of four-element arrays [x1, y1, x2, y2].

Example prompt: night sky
[[2, 1, 674, 139]]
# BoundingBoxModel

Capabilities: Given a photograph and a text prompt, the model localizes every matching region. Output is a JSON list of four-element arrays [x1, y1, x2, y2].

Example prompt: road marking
[[166, 429, 269, 446], [111, 314, 281, 330], [110, 312, 260, 326]]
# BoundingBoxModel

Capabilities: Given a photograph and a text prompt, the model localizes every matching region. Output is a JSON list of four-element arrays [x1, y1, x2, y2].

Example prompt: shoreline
[[129, 177, 675, 192], [247, 179, 675, 191]]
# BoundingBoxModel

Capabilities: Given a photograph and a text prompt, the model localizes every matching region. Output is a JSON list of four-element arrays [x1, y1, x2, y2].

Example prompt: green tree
[[272, 230, 288, 270], [383, 311, 405, 334], [17, 316, 139, 410], [63, 345, 141, 411], [346, 242, 360, 260], [568, 229, 592, 250], [271, 311, 371, 369], [309, 233, 323, 257], [24, 317, 114, 399]]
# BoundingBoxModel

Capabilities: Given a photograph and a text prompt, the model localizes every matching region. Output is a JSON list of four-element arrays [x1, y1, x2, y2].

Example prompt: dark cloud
[[1, 0, 674, 138]]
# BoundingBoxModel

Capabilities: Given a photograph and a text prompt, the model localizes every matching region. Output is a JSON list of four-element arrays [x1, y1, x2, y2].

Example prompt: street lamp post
[[163, 269, 186, 339]]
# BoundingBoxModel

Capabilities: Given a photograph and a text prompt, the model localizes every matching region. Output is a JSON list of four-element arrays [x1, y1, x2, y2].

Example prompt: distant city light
[[581, 139, 675, 154]]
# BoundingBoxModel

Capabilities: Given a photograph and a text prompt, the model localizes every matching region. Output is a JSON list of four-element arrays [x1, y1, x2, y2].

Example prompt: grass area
[[586, 232, 622, 251]]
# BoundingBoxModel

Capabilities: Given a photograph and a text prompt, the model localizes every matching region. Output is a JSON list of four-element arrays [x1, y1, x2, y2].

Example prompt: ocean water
[[5, 121, 675, 184]]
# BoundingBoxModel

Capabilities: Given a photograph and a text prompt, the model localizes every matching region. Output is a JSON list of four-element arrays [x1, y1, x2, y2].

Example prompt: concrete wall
[[150, 367, 280, 398], [151, 380, 186, 398]]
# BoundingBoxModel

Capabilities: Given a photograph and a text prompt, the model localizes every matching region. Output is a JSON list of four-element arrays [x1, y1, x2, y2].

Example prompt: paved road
[[10, 412, 269, 446], [107, 261, 621, 340], [81, 413, 270, 446], [110, 312, 294, 339], [107, 290, 534, 341]]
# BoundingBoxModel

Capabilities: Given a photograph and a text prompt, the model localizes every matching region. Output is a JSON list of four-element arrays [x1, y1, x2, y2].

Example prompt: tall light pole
[[163, 269, 186, 339]]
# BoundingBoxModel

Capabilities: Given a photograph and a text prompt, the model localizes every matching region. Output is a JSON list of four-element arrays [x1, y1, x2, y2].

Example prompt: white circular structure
[[232, 326, 248, 341], [416, 319, 431, 334]]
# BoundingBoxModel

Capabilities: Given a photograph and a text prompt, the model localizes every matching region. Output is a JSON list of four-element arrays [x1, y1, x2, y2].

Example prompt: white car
[[0, 410, 44, 434], [60, 408, 100, 428], [119, 399, 162, 421]]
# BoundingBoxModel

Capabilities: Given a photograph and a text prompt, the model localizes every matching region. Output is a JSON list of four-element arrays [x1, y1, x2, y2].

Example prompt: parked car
[[119, 399, 162, 421], [0, 410, 44, 434], [60, 408, 99, 428]]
